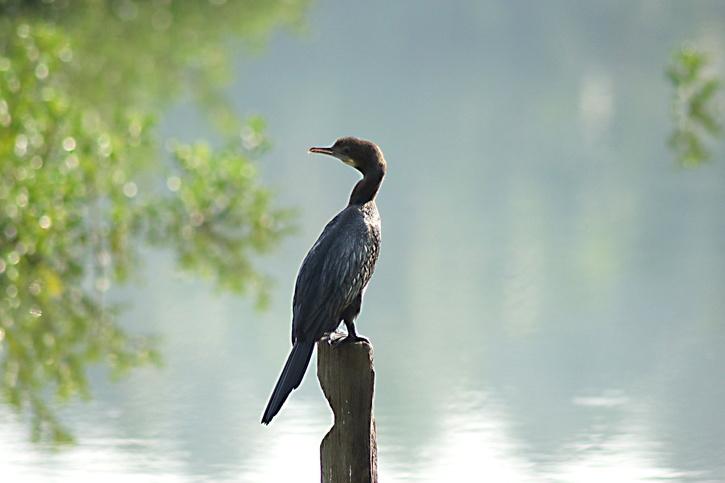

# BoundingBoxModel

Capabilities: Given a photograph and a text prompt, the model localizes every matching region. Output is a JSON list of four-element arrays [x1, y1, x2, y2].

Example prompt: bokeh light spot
[[62, 136, 76, 152], [39, 215, 52, 230], [166, 176, 181, 192], [123, 181, 138, 198]]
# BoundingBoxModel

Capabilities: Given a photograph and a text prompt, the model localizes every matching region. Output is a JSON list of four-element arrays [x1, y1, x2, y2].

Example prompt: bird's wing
[[291, 209, 372, 342]]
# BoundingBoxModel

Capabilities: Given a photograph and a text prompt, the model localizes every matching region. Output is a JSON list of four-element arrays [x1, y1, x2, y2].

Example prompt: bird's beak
[[308, 146, 335, 156]]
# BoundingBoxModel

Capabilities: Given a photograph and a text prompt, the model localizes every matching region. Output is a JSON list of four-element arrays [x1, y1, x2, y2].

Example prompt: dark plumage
[[261, 137, 386, 425]]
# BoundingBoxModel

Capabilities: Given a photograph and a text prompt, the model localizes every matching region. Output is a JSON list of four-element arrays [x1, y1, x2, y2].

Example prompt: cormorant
[[261, 137, 386, 425]]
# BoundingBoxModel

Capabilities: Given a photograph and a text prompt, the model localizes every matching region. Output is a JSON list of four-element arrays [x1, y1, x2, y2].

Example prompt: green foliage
[[0, 0, 304, 443], [667, 47, 723, 166]]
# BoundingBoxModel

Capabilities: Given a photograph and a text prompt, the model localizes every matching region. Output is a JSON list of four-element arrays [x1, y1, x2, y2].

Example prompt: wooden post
[[317, 337, 378, 483]]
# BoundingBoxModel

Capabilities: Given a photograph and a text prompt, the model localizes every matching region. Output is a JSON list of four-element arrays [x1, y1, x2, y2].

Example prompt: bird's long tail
[[261, 340, 315, 425]]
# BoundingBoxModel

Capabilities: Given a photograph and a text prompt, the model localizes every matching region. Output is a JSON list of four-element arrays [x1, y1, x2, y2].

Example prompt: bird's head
[[309, 137, 386, 175]]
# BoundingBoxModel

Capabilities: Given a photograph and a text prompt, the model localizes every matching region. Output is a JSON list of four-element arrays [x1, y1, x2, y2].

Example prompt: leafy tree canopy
[[0, 0, 304, 443]]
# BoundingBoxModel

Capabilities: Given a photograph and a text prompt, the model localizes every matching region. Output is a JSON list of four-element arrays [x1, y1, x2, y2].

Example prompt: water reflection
[[0, 1, 303, 442]]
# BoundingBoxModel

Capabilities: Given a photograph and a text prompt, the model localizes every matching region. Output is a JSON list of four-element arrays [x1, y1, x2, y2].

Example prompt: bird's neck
[[348, 168, 385, 206]]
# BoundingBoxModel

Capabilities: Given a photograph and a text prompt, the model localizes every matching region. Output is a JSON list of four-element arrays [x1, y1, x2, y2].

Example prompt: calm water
[[3, 1, 725, 481]]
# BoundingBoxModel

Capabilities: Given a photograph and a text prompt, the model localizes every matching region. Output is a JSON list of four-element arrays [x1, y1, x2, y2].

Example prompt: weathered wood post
[[317, 337, 378, 483]]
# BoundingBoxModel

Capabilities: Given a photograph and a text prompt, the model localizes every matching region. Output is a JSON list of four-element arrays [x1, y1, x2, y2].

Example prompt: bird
[[261, 136, 387, 425]]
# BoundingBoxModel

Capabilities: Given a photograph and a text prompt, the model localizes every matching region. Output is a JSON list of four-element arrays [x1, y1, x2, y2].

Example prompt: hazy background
[[2, 1, 725, 481]]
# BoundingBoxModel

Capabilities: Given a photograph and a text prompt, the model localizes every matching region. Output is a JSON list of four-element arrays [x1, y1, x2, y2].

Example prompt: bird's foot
[[326, 330, 347, 345]]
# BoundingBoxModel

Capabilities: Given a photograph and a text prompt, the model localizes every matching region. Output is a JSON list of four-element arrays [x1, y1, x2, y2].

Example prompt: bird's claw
[[327, 330, 347, 345]]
